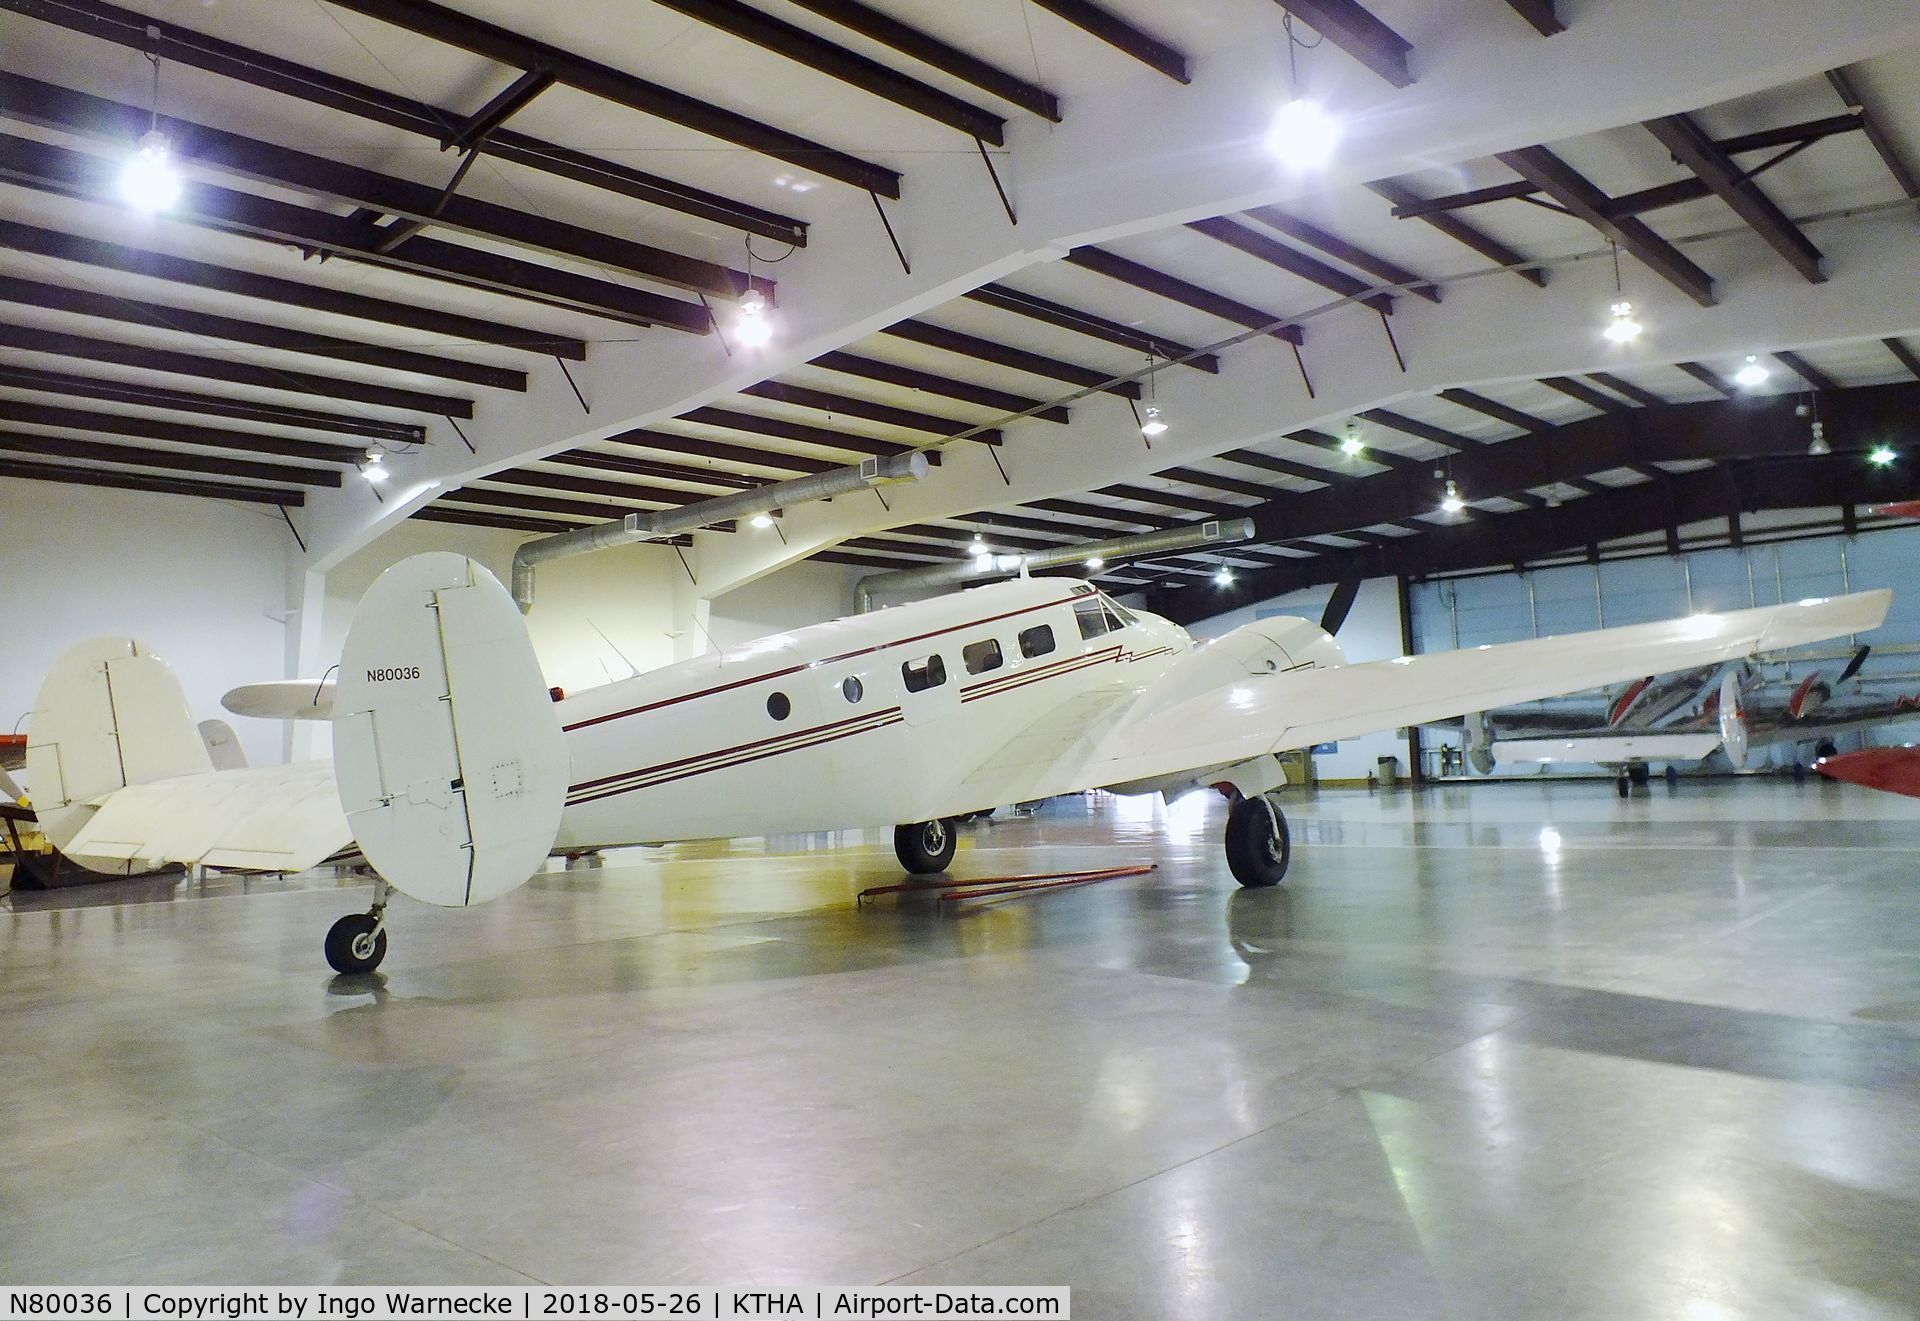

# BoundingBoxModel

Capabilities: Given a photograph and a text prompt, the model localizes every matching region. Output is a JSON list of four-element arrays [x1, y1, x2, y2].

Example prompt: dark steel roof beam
[[880, 320, 1141, 398], [1367, 179, 1547, 287], [1063, 247, 1306, 343], [783, 0, 1060, 120], [479, 467, 690, 506], [1243, 206, 1442, 302], [0, 72, 762, 302], [739, 381, 1000, 442], [1775, 350, 1840, 392], [1152, 465, 1285, 500], [1496, 145, 1716, 306], [1586, 372, 1667, 408], [1438, 387, 1549, 433], [1884, 337, 1920, 380], [0, 454, 301, 505], [415, 504, 583, 534], [0, 321, 473, 416], [679, 407, 915, 457], [1026, 0, 1189, 83], [1676, 361, 1736, 397], [0, 430, 341, 486], [0, 0, 807, 245], [441, 67, 556, 150], [444, 485, 671, 521], [0, 397, 361, 464], [810, 351, 1069, 422], [1504, 0, 1563, 36], [1643, 113, 1825, 282], [0, 364, 422, 443], [1541, 375, 1631, 414], [0, 219, 586, 359], [1292, 427, 1426, 471], [1356, 408, 1468, 450], [1096, 484, 1247, 517], [1269, 1, 1414, 88], [1827, 67, 1919, 200], [1186, 216, 1392, 312], [606, 429, 837, 474], [1025, 497, 1181, 529], [0, 134, 709, 331], [548, 450, 762, 490], [321, 0, 902, 197], [963, 284, 1220, 371], [0, 275, 524, 390], [1218, 447, 1340, 484], [647, 0, 1007, 142]]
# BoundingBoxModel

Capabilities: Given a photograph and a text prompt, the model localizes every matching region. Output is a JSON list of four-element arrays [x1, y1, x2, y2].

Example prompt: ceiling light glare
[[359, 447, 389, 484], [1870, 444, 1897, 467], [732, 288, 774, 348], [1267, 98, 1341, 170], [1733, 355, 1769, 388], [1603, 299, 1642, 344], [120, 129, 182, 212], [995, 553, 1024, 572], [1213, 566, 1235, 587], [1440, 479, 1465, 514], [1340, 423, 1364, 457], [971, 552, 995, 573], [750, 512, 776, 529], [1140, 404, 1169, 438], [1085, 556, 1105, 570]]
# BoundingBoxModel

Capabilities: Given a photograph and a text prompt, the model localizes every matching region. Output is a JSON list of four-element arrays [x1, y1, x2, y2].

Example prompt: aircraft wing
[[1079, 590, 1890, 794], [58, 761, 353, 873]]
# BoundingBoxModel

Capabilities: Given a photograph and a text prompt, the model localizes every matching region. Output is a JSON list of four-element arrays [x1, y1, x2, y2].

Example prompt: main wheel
[[325, 912, 388, 974], [1224, 795, 1291, 888], [1627, 762, 1651, 787], [1616, 772, 1631, 799], [894, 819, 958, 874]]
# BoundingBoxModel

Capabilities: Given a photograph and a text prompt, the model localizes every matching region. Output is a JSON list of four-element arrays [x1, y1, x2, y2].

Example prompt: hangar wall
[[0, 477, 295, 769]]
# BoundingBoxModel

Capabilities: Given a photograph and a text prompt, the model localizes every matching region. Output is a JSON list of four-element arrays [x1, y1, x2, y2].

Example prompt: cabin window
[[766, 692, 791, 721], [1019, 624, 1055, 658], [842, 675, 863, 704], [1074, 598, 1110, 641], [962, 638, 1003, 675], [901, 654, 947, 693]]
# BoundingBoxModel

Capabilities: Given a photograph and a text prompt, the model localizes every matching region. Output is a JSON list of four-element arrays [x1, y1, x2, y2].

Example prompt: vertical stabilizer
[[26, 638, 213, 851]]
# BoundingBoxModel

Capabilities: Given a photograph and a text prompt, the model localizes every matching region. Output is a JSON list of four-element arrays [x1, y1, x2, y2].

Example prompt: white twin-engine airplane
[[24, 553, 1890, 974]]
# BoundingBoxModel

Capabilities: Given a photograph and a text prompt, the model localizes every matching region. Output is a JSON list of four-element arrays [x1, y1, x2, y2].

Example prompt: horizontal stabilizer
[[223, 680, 336, 721], [61, 762, 351, 872]]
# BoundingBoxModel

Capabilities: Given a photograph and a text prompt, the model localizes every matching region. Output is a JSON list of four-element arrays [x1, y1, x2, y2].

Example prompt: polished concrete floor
[[4, 779, 1919, 1318]]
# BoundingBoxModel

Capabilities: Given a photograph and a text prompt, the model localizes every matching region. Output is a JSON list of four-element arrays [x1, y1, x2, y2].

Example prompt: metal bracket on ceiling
[[278, 504, 306, 552], [556, 356, 589, 413], [445, 414, 476, 453], [870, 192, 911, 275], [974, 138, 1017, 226], [1127, 396, 1150, 450], [987, 444, 1010, 486], [1378, 311, 1406, 373], [698, 292, 734, 358], [1291, 341, 1316, 399]]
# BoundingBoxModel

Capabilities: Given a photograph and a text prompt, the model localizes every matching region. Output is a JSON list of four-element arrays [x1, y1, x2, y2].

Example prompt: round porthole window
[[767, 691, 791, 721], [842, 675, 863, 704]]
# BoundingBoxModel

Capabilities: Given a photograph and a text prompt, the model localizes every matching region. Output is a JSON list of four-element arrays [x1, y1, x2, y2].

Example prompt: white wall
[[0, 478, 295, 769], [707, 559, 860, 651], [1175, 577, 1410, 783]]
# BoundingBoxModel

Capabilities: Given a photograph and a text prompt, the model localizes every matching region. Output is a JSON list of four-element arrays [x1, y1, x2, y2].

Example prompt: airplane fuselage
[[550, 579, 1193, 848]]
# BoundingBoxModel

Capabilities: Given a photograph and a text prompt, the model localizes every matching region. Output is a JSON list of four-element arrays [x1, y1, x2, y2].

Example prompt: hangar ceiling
[[2, 0, 1918, 602]]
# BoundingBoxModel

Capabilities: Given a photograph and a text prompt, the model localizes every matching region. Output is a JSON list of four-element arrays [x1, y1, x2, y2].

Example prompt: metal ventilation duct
[[856, 517, 1255, 611], [510, 451, 928, 610]]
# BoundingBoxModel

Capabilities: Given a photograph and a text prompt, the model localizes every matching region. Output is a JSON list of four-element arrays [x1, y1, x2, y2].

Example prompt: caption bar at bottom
[[1, 1290, 1069, 1320]]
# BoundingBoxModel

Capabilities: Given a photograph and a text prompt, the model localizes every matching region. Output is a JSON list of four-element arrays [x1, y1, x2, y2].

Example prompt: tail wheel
[[1225, 795, 1291, 888], [894, 819, 957, 874], [325, 912, 388, 975]]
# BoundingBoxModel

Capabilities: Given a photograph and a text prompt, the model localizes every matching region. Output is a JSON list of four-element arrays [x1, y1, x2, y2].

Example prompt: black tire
[[1616, 773, 1631, 799], [1815, 739, 1839, 761], [894, 819, 957, 874], [1224, 795, 1291, 888], [325, 912, 388, 974], [1627, 762, 1651, 786]]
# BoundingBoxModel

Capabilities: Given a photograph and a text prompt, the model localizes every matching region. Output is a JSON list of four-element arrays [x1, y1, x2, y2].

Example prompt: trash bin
[[1376, 755, 1400, 788]]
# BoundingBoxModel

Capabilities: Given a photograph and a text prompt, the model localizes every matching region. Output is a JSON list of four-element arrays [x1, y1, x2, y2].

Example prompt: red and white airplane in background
[[21, 553, 1890, 973]]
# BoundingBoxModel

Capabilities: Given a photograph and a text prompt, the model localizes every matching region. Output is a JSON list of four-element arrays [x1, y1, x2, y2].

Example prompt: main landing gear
[[894, 818, 958, 874], [325, 876, 391, 974], [1615, 762, 1652, 798], [1225, 793, 1291, 889]]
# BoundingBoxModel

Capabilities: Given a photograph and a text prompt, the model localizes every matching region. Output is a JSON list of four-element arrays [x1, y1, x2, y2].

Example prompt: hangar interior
[[3, 0, 1920, 1313]]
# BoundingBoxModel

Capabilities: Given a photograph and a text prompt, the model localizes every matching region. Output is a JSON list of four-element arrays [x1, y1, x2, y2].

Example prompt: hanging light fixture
[[750, 510, 779, 529], [1213, 565, 1235, 587], [1440, 479, 1465, 514], [119, 51, 182, 213], [1085, 555, 1105, 570], [359, 447, 389, 483], [1870, 444, 1897, 467], [1602, 242, 1642, 344], [1267, 14, 1341, 170], [730, 239, 780, 348], [1139, 349, 1168, 438], [1808, 421, 1831, 457], [1734, 355, 1769, 388], [1340, 421, 1364, 456]]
